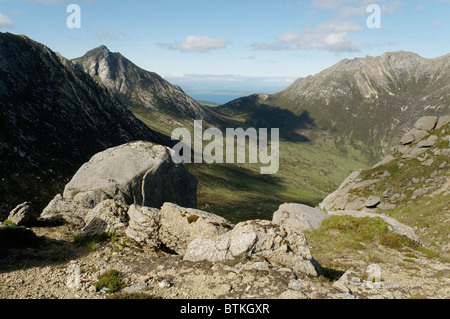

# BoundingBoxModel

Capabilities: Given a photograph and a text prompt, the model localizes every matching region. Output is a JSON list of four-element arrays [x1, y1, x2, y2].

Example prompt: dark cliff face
[[0, 32, 172, 210], [220, 51, 450, 163], [73, 45, 218, 122]]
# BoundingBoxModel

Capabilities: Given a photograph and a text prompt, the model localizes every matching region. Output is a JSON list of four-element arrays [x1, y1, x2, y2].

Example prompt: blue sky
[[1, 0, 449, 98]]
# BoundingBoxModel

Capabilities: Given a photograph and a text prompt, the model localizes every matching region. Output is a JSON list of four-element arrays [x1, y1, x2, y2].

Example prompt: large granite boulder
[[40, 141, 197, 225], [63, 141, 197, 208]]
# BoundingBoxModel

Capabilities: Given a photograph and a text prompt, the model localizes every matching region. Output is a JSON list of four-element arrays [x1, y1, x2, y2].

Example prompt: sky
[[0, 0, 449, 100]]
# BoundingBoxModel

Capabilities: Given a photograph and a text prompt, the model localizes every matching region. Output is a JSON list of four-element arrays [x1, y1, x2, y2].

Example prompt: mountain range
[[1, 31, 449, 220], [219, 51, 450, 163]]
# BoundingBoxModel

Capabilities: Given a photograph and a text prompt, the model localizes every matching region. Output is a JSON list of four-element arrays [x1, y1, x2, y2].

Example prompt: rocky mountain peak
[[73, 46, 219, 122]]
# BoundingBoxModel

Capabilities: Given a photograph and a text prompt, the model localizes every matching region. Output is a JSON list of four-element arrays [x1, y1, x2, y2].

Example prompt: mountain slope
[[318, 115, 450, 257], [0, 33, 172, 211], [219, 51, 450, 163], [73, 46, 218, 123]]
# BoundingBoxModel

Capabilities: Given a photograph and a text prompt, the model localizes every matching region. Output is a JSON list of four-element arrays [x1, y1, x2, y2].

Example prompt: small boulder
[[402, 147, 427, 160], [39, 194, 93, 226], [400, 129, 428, 145], [413, 116, 438, 131], [272, 203, 330, 232], [364, 196, 381, 208], [158, 203, 234, 254], [8, 202, 39, 227], [417, 136, 437, 148]]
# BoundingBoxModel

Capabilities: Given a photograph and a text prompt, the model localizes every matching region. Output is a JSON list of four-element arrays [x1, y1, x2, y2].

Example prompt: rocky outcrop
[[37, 144, 319, 277], [125, 205, 161, 248], [184, 220, 321, 276], [320, 116, 450, 212], [124, 203, 234, 253], [158, 202, 233, 254], [82, 200, 129, 237], [272, 203, 330, 231], [317, 116, 450, 252]]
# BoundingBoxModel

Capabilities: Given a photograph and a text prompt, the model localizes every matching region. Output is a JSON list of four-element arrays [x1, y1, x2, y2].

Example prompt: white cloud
[[160, 36, 231, 53], [313, 0, 403, 18], [311, 0, 358, 10], [0, 13, 12, 28], [94, 27, 128, 42], [26, 0, 95, 4], [252, 20, 363, 52]]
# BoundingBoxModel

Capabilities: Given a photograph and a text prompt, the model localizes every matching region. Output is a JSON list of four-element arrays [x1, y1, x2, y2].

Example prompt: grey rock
[[277, 290, 309, 299], [378, 202, 397, 210], [73, 45, 218, 122], [272, 203, 330, 232], [400, 129, 428, 145], [402, 147, 428, 160], [63, 141, 197, 209], [417, 137, 437, 148], [414, 116, 438, 131], [411, 187, 430, 200], [382, 189, 394, 198], [82, 200, 129, 237], [184, 220, 321, 277], [159, 202, 233, 255], [421, 159, 434, 167], [121, 283, 149, 294], [390, 193, 401, 202], [365, 196, 381, 208], [436, 115, 450, 129], [8, 202, 39, 227], [288, 279, 304, 290], [125, 205, 161, 248]]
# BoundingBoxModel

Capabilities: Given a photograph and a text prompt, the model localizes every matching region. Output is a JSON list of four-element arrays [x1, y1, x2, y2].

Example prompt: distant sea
[[189, 93, 248, 105]]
